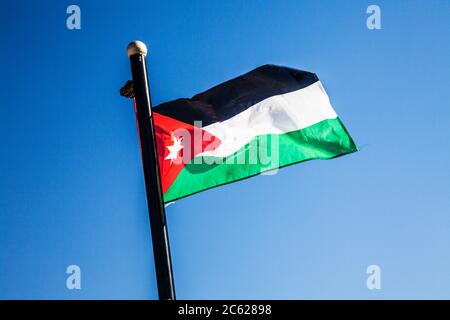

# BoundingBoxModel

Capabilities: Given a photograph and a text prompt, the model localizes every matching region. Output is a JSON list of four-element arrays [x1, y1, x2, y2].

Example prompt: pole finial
[[127, 41, 148, 57]]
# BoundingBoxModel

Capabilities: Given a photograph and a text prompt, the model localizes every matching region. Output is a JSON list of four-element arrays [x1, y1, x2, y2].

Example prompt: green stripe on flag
[[164, 118, 357, 202]]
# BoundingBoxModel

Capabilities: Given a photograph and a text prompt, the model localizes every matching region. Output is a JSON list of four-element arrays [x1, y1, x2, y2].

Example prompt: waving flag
[[153, 65, 357, 202]]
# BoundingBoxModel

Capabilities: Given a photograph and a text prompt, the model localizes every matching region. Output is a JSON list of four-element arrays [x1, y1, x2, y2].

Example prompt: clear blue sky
[[1, 0, 449, 299]]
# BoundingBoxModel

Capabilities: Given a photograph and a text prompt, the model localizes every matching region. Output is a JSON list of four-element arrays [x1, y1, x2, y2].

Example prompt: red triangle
[[153, 112, 221, 193]]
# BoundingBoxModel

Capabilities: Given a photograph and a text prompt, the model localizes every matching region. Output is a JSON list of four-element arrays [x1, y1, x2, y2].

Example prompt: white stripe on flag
[[198, 81, 338, 158]]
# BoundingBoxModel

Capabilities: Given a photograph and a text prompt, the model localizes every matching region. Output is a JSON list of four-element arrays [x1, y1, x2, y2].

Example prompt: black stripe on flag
[[153, 64, 319, 127]]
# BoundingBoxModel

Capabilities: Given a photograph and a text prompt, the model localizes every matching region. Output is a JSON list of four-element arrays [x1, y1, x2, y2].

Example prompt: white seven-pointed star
[[164, 136, 184, 165]]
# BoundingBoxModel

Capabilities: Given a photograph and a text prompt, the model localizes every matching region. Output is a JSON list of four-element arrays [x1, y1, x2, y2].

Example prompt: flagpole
[[126, 40, 176, 300]]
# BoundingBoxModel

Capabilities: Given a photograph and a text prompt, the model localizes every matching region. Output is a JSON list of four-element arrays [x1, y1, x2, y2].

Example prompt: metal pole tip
[[127, 41, 148, 57]]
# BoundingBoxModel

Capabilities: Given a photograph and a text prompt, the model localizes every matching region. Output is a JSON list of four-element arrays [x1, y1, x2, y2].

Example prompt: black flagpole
[[125, 41, 176, 300]]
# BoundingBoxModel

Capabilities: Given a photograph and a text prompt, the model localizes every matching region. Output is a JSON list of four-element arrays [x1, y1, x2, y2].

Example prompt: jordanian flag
[[153, 65, 357, 202]]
